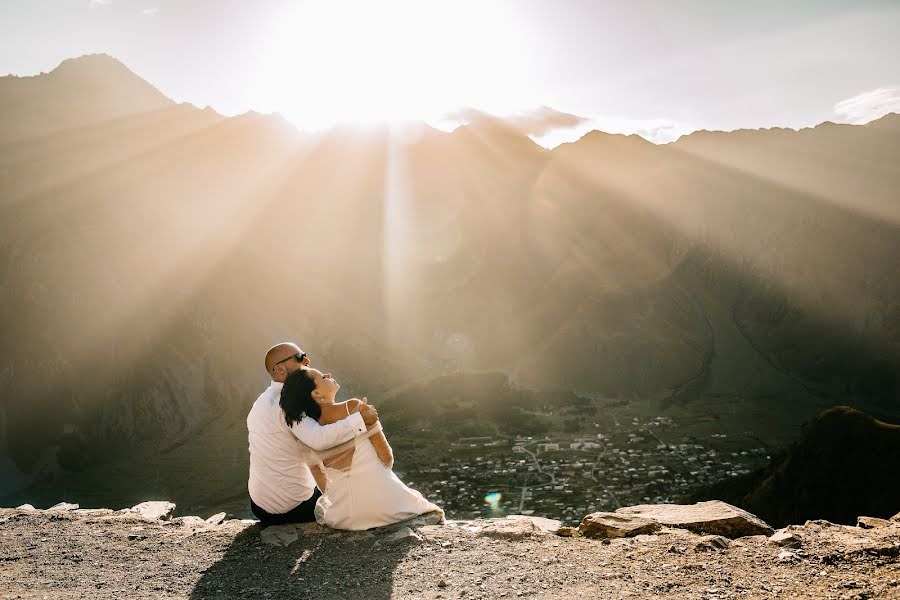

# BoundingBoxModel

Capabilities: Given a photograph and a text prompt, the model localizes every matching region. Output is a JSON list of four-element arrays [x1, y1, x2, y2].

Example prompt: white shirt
[[247, 381, 366, 514]]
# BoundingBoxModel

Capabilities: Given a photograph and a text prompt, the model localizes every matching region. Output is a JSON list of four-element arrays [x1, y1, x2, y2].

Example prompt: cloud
[[834, 86, 900, 124], [502, 106, 591, 137], [440, 106, 590, 137], [89, 0, 111, 8], [141, 7, 159, 16]]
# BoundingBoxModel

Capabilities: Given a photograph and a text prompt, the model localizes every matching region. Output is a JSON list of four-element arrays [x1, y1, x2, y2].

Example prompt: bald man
[[247, 342, 379, 526]]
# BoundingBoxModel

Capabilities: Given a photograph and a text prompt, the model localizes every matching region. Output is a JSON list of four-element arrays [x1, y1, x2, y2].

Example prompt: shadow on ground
[[190, 523, 413, 600]]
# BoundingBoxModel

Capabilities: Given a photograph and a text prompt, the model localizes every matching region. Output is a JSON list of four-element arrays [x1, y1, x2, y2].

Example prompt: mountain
[[693, 406, 900, 527], [0, 54, 174, 143], [0, 55, 898, 510]]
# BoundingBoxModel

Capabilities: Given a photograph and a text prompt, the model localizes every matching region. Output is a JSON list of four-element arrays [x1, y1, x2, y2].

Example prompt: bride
[[280, 367, 443, 530]]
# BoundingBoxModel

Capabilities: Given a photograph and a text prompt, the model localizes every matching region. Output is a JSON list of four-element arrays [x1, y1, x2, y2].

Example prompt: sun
[[255, 0, 540, 130]]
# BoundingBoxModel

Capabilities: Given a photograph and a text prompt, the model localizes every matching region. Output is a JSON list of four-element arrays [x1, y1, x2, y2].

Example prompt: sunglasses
[[273, 352, 307, 369]]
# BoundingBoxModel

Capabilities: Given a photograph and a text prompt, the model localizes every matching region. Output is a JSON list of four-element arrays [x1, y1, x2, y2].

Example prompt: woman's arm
[[311, 464, 328, 492], [369, 430, 394, 469], [346, 399, 393, 468]]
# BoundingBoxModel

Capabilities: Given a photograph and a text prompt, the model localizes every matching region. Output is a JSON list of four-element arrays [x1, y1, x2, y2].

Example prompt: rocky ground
[[1, 501, 898, 600]]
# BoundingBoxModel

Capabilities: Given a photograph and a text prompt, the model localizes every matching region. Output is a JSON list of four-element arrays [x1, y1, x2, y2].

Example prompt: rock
[[16, 504, 35, 511], [505, 515, 564, 535], [375, 526, 423, 546], [260, 524, 299, 547], [768, 529, 803, 548], [777, 549, 800, 563], [205, 512, 227, 526], [891, 511, 900, 522], [437, 579, 448, 588], [172, 516, 207, 527], [556, 526, 578, 537], [578, 512, 661, 539], [48, 502, 79, 511], [615, 501, 773, 538], [857, 516, 891, 529], [381, 510, 444, 532], [694, 535, 730, 552], [476, 518, 545, 540], [130, 501, 176, 521]]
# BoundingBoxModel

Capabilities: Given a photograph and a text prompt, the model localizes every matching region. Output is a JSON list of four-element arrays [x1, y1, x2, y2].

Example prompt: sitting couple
[[247, 342, 443, 530]]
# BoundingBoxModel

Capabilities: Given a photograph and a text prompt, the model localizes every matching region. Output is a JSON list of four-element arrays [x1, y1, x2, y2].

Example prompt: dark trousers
[[250, 488, 322, 528]]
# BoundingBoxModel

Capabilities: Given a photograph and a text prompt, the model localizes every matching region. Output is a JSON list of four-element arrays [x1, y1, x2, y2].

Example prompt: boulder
[[260, 524, 299, 547], [615, 501, 773, 538], [857, 516, 891, 529], [892, 511, 900, 522], [578, 512, 661, 539], [16, 504, 35, 511], [131, 501, 176, 521], [48, 502, 79, 511]]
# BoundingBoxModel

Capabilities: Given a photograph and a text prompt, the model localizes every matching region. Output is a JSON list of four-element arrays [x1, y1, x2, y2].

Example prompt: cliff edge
[[1, 501, 898, 599]]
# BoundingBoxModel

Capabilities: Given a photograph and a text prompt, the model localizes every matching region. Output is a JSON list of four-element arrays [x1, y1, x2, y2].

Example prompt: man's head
[[265, 342, 311, 382]]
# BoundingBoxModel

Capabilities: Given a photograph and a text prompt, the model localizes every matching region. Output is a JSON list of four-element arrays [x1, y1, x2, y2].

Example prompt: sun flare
[[255, 0, 540, 130]]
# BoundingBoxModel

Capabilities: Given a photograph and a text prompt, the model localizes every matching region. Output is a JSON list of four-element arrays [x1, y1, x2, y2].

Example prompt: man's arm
[[289, 401, 379, 451], [290, 415, 364, 451]]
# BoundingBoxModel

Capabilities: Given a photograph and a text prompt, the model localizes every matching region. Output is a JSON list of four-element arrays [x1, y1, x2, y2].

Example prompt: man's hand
[[358, 397, 379, 427]]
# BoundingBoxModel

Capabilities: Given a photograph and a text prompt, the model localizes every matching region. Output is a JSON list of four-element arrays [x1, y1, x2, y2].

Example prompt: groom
[[247, 342, 379, 526]]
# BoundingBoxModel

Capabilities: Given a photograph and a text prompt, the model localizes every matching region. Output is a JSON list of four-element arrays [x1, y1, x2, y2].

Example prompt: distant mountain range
[[0, 54, 897, 504]]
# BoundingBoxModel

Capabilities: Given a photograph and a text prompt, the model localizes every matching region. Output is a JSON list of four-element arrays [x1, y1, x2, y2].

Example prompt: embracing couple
[[247, 342, 443, 530]]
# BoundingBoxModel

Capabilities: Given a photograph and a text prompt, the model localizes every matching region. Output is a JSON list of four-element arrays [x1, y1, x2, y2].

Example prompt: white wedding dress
[[313, 423, 443, 530]]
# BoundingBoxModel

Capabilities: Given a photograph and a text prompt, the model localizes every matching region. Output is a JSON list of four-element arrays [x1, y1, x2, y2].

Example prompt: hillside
[[694, 406, 900, 527], [1, 54, 898, 514]]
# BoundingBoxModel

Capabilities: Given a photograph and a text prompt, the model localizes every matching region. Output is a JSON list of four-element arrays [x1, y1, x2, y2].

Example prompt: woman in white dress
[[280, 367, 444, 530]]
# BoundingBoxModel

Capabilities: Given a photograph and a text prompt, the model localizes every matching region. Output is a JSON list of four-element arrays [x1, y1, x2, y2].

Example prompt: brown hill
[[694, 406, 900, 527]]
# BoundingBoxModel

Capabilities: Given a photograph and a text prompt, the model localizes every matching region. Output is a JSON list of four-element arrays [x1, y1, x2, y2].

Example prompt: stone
[[578, 512, 662, 539], [476, 518, 545, 540], [130, 501, 176, 521], [48, 502, 79, 511], [72, 509, 115, 519], [205, 512, 227, 526], [891, 511, 900, 522], [768, 529, 803, 548], [694, 535, 730, 552], [505, 515, 564, 535], [172, 516, 207, 527], [375, 526, 423, 546], [857, 516, 891, 529], [381, 510, 444, 532], [16, 504, 35, 511], [615, 501, 774, 538], [260, 524, 299, 547], [556, 526, 578, 537], [777, 549, 800, 563]]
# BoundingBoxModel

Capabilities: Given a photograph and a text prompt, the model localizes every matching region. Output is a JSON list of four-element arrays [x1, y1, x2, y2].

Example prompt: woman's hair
[[280, 369, 322, 427]]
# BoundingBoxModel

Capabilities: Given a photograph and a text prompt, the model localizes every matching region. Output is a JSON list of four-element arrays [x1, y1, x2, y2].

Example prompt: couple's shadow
[[190, 513, 442, 600]]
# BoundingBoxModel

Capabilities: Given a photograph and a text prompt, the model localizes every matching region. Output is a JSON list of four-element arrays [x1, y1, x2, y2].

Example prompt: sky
[[2, 0, 900, 144]]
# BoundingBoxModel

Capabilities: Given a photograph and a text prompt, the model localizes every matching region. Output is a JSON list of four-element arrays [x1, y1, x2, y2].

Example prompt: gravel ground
[[1, 507, 899, 599]]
